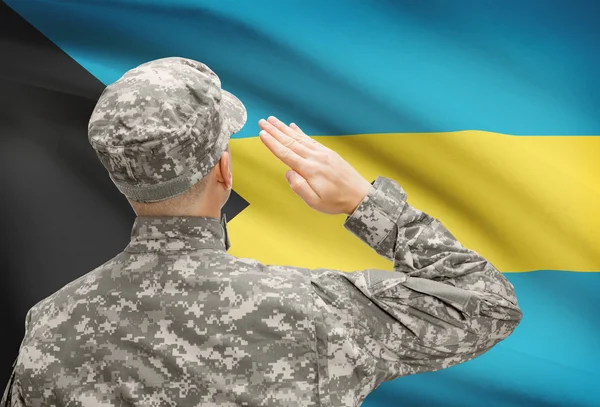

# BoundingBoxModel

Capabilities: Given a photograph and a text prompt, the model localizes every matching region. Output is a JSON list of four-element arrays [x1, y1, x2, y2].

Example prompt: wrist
[[345, 180, 373, 216]]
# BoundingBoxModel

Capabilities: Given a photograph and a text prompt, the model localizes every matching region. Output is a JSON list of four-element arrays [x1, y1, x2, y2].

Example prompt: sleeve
[[308, 176, 522, 406]]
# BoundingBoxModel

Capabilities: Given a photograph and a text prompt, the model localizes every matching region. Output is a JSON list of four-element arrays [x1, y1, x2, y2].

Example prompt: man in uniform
[[2, 57, 522, 407]]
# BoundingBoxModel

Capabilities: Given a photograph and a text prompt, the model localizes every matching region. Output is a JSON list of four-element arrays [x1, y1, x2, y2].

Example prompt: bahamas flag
[[1, 1, 599, 406]]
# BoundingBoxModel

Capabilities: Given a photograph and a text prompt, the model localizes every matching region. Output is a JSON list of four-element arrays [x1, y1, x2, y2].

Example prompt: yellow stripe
[[229, 132, 600, 272]]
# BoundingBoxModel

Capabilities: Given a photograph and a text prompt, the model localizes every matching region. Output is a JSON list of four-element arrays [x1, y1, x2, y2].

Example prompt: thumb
[[286, 170, 303, 188], [285, 170, 318, 203], [285, 169, 294, 184]]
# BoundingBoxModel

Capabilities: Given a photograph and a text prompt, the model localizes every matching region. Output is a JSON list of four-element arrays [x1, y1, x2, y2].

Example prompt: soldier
[[2, 57, 522, 407]]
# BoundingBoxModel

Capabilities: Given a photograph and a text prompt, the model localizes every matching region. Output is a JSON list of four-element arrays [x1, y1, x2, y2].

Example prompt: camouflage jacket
[[2, 176, 522, 407]]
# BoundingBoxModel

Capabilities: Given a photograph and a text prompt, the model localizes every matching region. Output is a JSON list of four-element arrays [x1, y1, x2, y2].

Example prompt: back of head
[[87, 57, 246, 204]]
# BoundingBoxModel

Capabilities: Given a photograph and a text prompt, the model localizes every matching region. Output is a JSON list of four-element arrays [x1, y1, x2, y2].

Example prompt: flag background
[[1, 1, 599, 406]]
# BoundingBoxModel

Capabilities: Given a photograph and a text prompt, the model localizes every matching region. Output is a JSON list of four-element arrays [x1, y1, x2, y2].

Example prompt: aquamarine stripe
[[6, 0, 600, 137]]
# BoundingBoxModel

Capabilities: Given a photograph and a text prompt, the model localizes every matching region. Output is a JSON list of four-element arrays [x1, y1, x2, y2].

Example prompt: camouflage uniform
[[2, 57, 522, 407]]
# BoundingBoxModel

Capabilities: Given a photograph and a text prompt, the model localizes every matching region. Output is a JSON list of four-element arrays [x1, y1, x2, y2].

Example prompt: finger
[[259, 130, 305, 171], [289, 123, 322, 150], [258, 119, 314, 158], [289, 123, 305, 134], [267, 116, 320, 151], [286, 170, 320, 203]]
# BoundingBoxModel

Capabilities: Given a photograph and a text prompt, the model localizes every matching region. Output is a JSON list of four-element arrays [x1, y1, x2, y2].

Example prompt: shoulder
[[27, 252, 128, 330]]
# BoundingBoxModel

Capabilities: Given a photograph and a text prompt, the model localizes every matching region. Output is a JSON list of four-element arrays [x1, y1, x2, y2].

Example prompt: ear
[[218, 146, 232, 190]]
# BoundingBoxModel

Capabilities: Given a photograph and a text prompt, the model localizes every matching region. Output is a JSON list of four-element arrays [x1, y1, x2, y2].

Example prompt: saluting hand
[[258, 116, 372, 216]]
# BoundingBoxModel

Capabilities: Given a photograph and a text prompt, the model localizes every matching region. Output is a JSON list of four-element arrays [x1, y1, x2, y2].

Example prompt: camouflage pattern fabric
[[88, 57, 247, 203], [1, 176, 522, 407]]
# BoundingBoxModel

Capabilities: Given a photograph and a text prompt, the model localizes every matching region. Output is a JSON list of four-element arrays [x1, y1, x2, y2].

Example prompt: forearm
[[344, 176, 522, 331]]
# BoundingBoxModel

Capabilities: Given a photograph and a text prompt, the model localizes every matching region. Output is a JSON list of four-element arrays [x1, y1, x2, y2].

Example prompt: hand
[[258, 116, 372, 215]]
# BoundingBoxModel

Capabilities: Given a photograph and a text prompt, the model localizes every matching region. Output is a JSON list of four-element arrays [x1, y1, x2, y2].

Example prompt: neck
[[130, 201, 222, 220], [137, 208, 221, 219]]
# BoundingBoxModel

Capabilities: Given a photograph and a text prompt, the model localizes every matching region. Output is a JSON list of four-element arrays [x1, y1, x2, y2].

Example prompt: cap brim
[[221, 89, 247, 135]]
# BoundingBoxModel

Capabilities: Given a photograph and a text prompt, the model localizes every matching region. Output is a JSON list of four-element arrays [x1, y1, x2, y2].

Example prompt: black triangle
[[0, 1, 249, 387]]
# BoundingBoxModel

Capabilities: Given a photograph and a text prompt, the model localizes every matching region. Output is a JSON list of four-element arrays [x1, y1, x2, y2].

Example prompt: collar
[[125, 213, 231, 253]]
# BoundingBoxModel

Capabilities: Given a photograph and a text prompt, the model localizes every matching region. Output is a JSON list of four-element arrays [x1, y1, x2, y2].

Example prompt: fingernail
[[290, 123, 296, 128], [267, 116, 278, 123], [259, 130, 268, 138], [259, 118, 266, 125]]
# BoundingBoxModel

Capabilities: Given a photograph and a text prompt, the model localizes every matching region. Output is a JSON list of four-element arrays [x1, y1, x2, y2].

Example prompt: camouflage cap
[[88, 57, 247, 202]]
